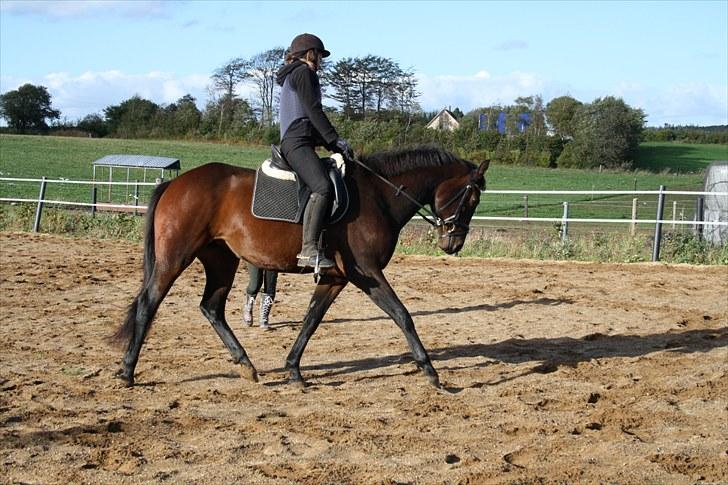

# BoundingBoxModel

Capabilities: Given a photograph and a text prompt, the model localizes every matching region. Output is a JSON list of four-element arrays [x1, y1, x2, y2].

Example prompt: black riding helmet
[[289, 33, 330, 58]]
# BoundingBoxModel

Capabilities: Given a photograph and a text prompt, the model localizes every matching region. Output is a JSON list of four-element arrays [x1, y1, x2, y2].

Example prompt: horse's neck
[[373, 167, 452, 225]]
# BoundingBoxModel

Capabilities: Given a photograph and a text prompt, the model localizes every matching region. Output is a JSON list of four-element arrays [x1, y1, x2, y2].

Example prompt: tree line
[[2, 47, 726, 169]]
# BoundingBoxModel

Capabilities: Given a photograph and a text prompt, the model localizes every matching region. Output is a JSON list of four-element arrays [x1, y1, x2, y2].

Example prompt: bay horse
[[113, 146, 488, 388]]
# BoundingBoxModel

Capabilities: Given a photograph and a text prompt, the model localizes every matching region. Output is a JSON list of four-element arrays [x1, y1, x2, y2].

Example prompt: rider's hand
[[334, 138, 354, 161]]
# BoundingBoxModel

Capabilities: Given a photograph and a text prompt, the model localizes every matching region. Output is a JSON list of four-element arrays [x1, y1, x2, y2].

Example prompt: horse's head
[[432, 159, 489, 254]]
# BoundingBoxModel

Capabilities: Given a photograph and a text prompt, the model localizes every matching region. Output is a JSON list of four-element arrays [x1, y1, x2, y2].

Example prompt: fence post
[[91, 186, 97, 218], [631, 198, 638, 236], [560, 201, 569, 241], [134, 180, 140, 216], [652, 185, 666, 262], [694, 197, 704, 239], [672, 200, 677, 229], [523, 195, 528, 218], [33, 176, 47, 232]]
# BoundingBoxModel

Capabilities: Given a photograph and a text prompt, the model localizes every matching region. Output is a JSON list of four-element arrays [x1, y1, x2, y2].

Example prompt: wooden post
[[33, 177, 47, 232], [672, 200, 677, 229], [631, 198, 638, 236], [652, 185, 666, 262]]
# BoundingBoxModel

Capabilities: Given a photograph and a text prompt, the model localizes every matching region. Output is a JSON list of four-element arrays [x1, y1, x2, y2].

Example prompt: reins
[[350, 156, 475, 237], [351, 156, 443, 227]]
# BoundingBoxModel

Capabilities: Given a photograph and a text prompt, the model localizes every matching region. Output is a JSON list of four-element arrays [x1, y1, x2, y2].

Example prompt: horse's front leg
[[351, 271, 440, 388], [284, 274, 346, 387]]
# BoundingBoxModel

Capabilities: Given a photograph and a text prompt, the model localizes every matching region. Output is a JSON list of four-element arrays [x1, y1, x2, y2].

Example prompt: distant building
[[479, 111, 531, 135], [426, 108, 460, 132]]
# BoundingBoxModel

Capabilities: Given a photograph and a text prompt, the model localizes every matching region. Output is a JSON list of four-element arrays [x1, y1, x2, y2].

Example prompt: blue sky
[[1, 0, 727, 127]]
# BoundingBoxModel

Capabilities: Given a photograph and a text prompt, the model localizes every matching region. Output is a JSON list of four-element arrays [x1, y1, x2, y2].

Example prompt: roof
[[92, 154, 180, 170], [426, 108, 460, 131]]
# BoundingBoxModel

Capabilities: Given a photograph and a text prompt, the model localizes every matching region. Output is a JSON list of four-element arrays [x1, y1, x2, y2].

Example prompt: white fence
[[1, 176, 726, 261]]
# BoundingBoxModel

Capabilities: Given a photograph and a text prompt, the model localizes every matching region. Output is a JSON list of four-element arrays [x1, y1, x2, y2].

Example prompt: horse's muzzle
[[438, 223, 470, 254]]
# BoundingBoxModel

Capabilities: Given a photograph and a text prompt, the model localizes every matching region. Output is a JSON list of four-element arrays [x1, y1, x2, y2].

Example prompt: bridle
[[351, 157, 481, 242]]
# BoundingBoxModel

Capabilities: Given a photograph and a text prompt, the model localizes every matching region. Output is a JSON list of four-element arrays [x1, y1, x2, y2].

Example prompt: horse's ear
[[477, 159, 490, 176]]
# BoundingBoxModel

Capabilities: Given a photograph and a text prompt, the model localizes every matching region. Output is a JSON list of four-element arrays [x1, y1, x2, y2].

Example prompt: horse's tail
[[110, 181, 172, 347]]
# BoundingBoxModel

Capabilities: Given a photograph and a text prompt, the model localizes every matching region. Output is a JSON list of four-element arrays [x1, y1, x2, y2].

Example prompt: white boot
[[243, 294, 255, 327], [259, 293, 274, 330]]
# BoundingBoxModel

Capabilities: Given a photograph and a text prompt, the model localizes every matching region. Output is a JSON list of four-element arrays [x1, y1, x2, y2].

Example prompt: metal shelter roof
[[92, 154, 180, 170]]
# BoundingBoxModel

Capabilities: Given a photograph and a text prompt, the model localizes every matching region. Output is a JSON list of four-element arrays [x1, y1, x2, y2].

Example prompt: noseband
[[351, 157, 478, 240], [435, 181, 475, 240]]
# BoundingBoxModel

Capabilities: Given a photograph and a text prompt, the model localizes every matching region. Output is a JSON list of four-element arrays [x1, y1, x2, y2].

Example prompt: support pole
[[560, 201, 570, 241], [33, 176, 47, 232], [134, 180, 140, 216], [91, 186, 97, 218], [652, 185, 666, 262], [631, 198, 638, 236], [695, 197, 704, 239]]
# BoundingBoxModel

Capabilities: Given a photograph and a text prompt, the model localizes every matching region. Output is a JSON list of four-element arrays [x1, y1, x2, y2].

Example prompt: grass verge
[[2, 205, 725, 265]]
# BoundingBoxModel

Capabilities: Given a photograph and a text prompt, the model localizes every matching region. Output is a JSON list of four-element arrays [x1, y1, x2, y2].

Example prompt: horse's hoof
[[287, 376, 308, 389], [114, 369, 134, 387], [427, 373, 441, 389], [240, 364, 259, 383]]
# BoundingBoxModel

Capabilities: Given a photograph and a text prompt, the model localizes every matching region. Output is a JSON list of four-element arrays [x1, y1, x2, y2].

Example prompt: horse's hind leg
[[285, 274, 347, 387], [197, 242, 258, 382], [118, 263, 186, 386]]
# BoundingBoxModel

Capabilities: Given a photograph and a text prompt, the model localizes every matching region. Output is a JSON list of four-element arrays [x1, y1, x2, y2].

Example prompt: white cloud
[[0, 0, 172, 19], [2, 68, 725, 127], [3, 70, 211, 121], [414, 70, 728, 126], [416, 70, 546, 113], [611, 81, 728, 126]]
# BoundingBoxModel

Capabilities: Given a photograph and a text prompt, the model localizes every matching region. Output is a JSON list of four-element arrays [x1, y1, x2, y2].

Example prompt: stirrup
[[297, 252, 335, 270]]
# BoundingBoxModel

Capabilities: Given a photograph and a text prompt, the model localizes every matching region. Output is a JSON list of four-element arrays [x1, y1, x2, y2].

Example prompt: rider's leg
[[280, 139, 335, 269]]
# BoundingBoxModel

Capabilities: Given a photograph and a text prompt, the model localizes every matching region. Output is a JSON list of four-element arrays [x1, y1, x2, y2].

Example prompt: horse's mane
[[361, 145, 473, 178]]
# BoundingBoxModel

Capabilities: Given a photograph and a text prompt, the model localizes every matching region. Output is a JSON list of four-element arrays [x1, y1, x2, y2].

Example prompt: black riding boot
[[297, 193, 335, 269]]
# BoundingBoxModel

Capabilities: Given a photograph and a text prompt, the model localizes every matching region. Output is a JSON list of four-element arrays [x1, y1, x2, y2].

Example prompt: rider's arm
[[289, 66, 338, 148]]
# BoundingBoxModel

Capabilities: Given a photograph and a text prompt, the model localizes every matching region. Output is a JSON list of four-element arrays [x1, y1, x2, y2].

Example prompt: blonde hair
[[285, 49, 321, 71]]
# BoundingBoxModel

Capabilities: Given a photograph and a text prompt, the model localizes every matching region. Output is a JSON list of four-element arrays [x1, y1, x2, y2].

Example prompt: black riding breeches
[[280, 136, 332, 199], [245, 262, 278, 298]]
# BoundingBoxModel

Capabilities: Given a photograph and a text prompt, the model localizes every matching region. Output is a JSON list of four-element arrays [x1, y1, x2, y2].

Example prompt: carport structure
[[92, 154, 180, 202]]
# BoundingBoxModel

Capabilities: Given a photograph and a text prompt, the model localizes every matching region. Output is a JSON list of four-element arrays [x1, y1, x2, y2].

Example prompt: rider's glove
[[334, 138, 354, 162]]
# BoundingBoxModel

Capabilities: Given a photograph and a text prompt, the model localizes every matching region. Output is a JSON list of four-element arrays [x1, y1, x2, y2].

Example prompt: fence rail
[[1, 176, 726, 261]]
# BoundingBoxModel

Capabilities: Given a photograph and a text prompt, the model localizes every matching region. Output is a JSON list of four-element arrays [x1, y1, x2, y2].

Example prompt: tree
[[200, 96, 255, 140], [169, 94, 201, 136], [0, 83, 60, 133], [249, 47, 285, 127], [325, 58, 358, 117], [103, 95, 160, 138], [325, 55, 420, 119], [387, 68, 420, 114], [211, 57, 251, 137], [562, 96, 645, 169], [77, 113, 109, 138], [546, 95, 582, 139]]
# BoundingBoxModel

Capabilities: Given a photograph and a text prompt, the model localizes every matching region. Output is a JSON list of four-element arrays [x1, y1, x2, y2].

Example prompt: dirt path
[[1, 232, 726, 484]]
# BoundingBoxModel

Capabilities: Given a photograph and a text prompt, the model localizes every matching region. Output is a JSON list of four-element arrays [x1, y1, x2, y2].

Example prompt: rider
[[276, 33, 354, 269]]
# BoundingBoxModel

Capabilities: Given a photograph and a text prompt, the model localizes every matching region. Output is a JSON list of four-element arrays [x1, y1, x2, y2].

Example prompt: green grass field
[[636, 142, 728, 173], [0, 134, 717, 223]]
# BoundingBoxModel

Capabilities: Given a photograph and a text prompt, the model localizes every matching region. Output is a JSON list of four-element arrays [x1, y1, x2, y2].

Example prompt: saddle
[[251, 145, 349, 224]]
